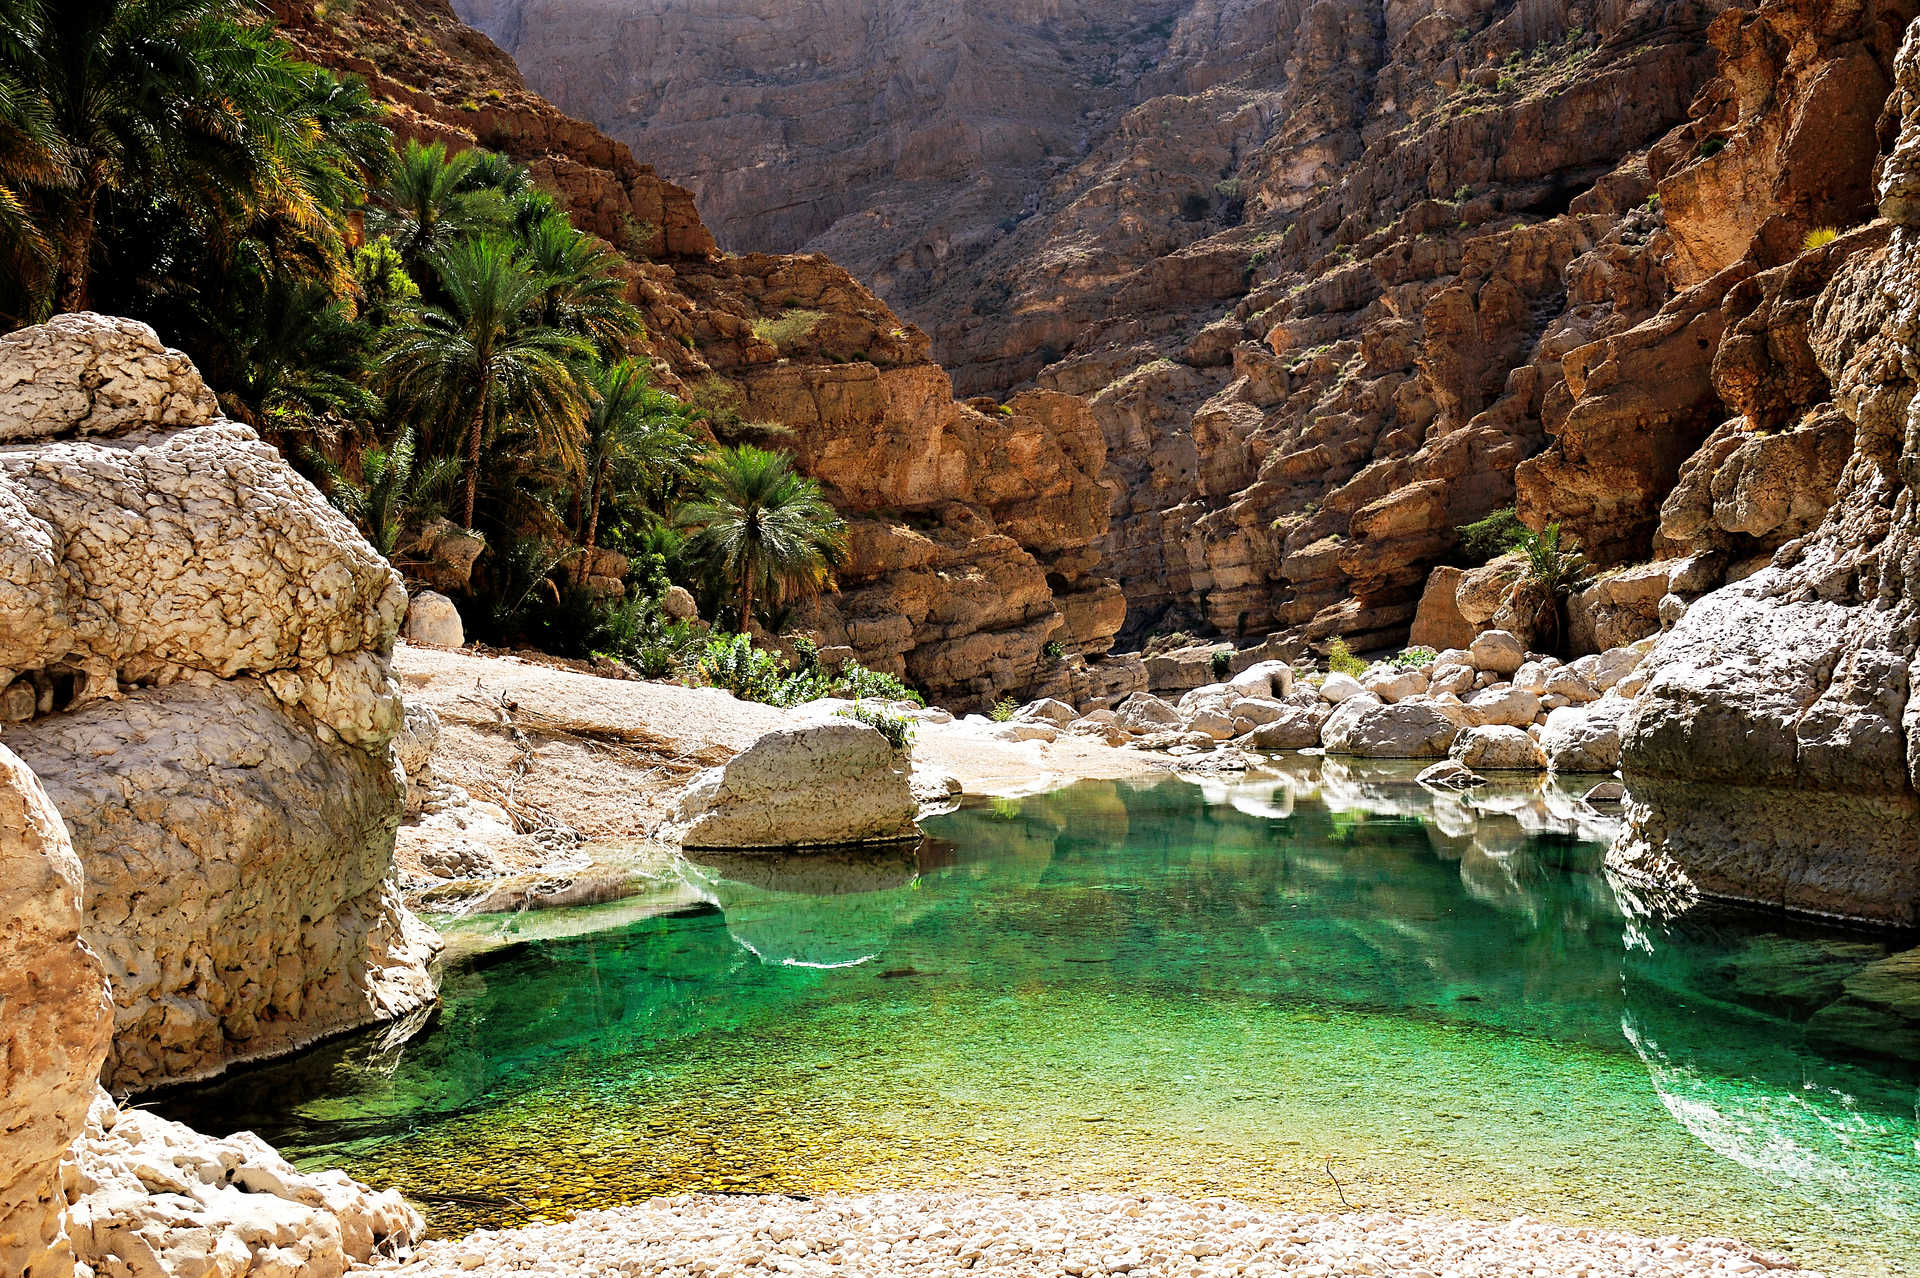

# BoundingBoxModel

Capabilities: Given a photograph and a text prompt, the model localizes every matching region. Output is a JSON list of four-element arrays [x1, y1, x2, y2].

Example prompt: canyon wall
[[464, 0, 1920, 661], [1608, 12, 1920, 927], [0, 314, 437, 1092], [277, 0, 1126, 707]]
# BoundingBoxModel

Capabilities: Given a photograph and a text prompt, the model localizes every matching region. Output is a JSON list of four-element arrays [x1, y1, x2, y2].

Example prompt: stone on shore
[[666, 719, 919, 848], [1321, 698, 1459, 759], [1542, 702, 1628, 774], [403, 590, 466, 648], [1451, 725, 1549, 772]]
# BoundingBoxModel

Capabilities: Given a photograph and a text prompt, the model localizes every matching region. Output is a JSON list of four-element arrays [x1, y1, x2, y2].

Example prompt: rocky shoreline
[[374, 1190, 1801, 1278]]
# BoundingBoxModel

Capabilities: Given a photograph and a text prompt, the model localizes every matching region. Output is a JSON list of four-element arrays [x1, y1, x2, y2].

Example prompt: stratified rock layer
[[0, 745, 112, 1278], [1610, 13, 1920, 926], [0, 313, 435, 1091]]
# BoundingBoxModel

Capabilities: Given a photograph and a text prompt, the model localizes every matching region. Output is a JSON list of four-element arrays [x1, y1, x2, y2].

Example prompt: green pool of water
[[157, 766, 1920, 1275]]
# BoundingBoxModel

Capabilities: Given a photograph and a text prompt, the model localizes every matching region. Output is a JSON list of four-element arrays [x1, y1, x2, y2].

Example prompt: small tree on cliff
[[1512, 522, 1592, 656], [682, 445, 847, 632], [378, 236, 590, 530]]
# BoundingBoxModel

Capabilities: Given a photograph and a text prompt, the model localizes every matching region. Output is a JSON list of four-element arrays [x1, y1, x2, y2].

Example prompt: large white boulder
[[1226, 659, 1294, 700], [1570, 644, 1644, 693], [1318, 673, 1368, 703], [1116, 692, 1183, 733], [1469, 629, 1527, 675], [402, 590, 465, 648], [1364, 668, 1428, 702], [1450, 725, 1549, 771], [1464, 685, 1542, 728], [1542, 701, 1628, 774], [1242, 706, 1326, 750], [1321, 699, 1460, 759], [1013, 697, 1077, 727], [667, 720, 919, 848]]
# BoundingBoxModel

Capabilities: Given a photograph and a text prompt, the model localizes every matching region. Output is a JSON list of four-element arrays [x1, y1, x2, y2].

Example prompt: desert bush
[[1457, 507, 1527, 564], [838, 703, 915, 753], [1326, 637, 1366, 678]]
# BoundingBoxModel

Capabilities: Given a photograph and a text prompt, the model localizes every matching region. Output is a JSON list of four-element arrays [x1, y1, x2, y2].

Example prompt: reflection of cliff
[[1618, 892, 1920, 1222]]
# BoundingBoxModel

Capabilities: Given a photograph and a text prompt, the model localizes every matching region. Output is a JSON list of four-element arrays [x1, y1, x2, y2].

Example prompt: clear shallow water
[[158, 764, 1920, 1275]]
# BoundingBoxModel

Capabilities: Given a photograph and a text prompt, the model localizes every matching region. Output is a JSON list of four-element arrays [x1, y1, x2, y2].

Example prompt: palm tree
[[575, 359, 699, 560], [682, 445, 848, 630], [0, 0, 60, 324], [310, 428, 462, 558], [1513, 522, 1593, 655], [19, 0, 313, 313], [523, 212, 644, 357], [369, 138, 484, 275], [378, 235, 591, 529]]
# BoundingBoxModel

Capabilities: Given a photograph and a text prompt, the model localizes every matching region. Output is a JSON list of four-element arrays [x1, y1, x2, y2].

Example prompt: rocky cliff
[[458, 0, 1920, 661], [275, 0, 1127, 707], [1609, 10, 1920, 928], [0, 314, 437, 1092]]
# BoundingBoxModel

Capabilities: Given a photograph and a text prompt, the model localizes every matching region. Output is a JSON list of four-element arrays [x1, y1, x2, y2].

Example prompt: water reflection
[[152, 771, 1920, 1271]]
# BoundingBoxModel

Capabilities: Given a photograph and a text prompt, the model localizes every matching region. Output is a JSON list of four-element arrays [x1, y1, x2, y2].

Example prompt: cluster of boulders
[[977, 632, 1648, 786]]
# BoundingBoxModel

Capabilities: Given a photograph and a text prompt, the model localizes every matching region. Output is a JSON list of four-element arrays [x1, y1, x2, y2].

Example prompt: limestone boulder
[[1571, 645, 1645, 693], [1418, 759, 1486, 791], [1363, 667, 1427, 702], [1225, 659, 1294, 701], [402, 591, 465, 648], [1542, 701, 1628, 775], [1116, 692, 1182, 734], [661, 584, 699, 621], [0, 312, 216, 442], [6, 680, 438, 1091], [1409, 566, 1476, 650], [0, 745, 113, 1278], [1321, 699, 1460, 759], [1317, 673, 1368, 703], [1242, 707, 1325, 751], [1455, 558, 1525, 626], [666, 719, 919, 848], [1468, 630, 1527, 676], [1464, 685, 1542, 728], [1451, 725, 1549, 772], [1013, 697, 1077, 727]]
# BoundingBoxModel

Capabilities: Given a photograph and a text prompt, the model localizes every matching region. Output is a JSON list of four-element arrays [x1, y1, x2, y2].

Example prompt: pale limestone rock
[[1227, 696, 1288, 731], [667, 720, 919, 848], [1542, 701, 1628, 775], [1468, 630, 1527, 675], [1464, 685, 1541, 728], [0, 745, 113, 1278], [1224, 659, 1294, 701], [661, 584, 699, 621], [395, 702, 441, 817], [1451, 725, 1549, 772], [1116, 692, 1182, 733], [1544, 668, 1599, 702], [1186, 709, 1235, 741], [1317, 673, 1367, 703], [1241, 706, 1325, 750], [65, 1090, 419, 1278], [987, 720, 1059, 743], [403, 591, 465, 648], [404, 518, 486, 595], [1321, 698, 1459, 759], [1363, 668, 1428, 702], [1417, 759, 1486, 791], [1570, 646, 1645, 693], [0, 314, 216, 442], [1013, 697, 1076, 726], [7, 680, 438, 1092], [1509, 660, 1553, 695]]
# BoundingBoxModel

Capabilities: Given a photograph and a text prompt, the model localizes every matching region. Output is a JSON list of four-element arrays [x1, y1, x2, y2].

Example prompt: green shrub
[[832, 660, 924, 706], [751, 308, 826, 349], [1210, 649, 1232, 679], [1803, 227, 1841, 252], [1391, 646, 1438, 671], [696, 633, 788, 702], [1457, 507, 1527, 564], [1696, 136, 1727, 158], [1326, 637, 1366, 678], [1042, 640, 1066, 665], [838, 702, 916, 753], [990, 697, 1019, 722]]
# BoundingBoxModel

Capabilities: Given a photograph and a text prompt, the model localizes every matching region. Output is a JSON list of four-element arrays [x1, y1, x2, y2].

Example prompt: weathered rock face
[[0, 313, 435, 1091], [278, 0, 1124, 707], [0, 744, 113, 1278], [667, 718, 920, 849], [1610, 13, 1920, 926]]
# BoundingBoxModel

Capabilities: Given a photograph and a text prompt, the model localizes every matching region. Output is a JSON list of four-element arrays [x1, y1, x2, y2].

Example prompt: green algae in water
[[157, 769, 1920, 1275]]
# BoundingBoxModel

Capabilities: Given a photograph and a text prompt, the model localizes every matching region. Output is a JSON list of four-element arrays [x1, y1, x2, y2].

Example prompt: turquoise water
[[158, 766, 1920, 1274]]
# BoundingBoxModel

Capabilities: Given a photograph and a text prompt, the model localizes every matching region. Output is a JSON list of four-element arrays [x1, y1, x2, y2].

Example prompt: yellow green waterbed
[[159, 768, 1920, 1275]]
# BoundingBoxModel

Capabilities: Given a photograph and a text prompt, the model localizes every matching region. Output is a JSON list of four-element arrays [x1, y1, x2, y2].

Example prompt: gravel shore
[[377, 1190, 1802, 1277]]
